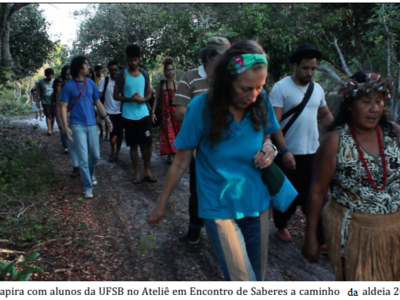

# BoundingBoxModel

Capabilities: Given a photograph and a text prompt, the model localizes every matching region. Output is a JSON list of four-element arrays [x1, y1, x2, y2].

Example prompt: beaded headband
[[228, 54, 268, 76], [339, 72, 393, 100]]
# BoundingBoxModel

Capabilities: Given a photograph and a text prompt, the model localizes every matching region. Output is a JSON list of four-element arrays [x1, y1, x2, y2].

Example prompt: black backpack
[[100, 76, 110, 104]]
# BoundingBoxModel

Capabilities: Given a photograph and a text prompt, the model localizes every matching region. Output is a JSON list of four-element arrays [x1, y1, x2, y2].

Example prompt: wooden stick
[[0, 249, 26, 254]]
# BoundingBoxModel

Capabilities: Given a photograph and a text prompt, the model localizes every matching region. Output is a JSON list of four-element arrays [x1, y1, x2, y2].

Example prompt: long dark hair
[[205, 40, 268, 147], [52, 78, 62, 103], [61, 65, 70, 82]]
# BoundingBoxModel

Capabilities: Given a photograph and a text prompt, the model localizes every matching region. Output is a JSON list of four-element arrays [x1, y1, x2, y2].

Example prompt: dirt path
[[21, 115, 334, 281]]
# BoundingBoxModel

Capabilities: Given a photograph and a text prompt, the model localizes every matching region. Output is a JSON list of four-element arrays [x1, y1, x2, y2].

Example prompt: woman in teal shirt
[[148, 40, 280, 281]]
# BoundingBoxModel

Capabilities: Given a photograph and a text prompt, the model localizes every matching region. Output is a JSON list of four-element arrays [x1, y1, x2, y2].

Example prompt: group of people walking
[[32, 35, 400, 282]]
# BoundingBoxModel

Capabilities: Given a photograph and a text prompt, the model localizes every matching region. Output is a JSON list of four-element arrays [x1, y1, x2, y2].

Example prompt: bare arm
[[94, 99, 113, 133], [147, 149, 193, 224], [175, 105, 187, 123], [393, 122, 400, 138], [303, 130, 338, 263], [271, 106, 296, 170], [113, 82, 132, 102], [61, 102, 72, 141], [318, 105, 334, 127], [55, 86, 62, 126], [152, 82, 161, 114], [132, 83, 152, 103], [94, 99, 107, 119], [271, 107, 286, 149], [36, 88, 41, 106]]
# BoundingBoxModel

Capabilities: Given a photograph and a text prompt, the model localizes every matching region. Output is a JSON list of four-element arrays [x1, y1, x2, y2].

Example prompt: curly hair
[[162, 56, 174, 74], [125, 44, 141, 58], [329, 72, 394, 131], [70, 55, 88, 78], [205, 40, 268, 147]]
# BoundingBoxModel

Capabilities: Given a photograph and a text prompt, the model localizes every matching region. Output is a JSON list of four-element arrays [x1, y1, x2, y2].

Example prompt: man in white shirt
[[98, 60, 123, 162], [270, 44, 334, 244]]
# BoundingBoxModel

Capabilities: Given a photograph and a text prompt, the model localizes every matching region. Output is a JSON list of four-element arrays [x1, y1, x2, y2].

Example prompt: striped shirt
[[172, 65, 209, 107]]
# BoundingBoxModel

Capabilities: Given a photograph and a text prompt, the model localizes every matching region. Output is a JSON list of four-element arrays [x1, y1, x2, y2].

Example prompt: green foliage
[[48, 43, 70, 76], [9, 4, 56, 80], [0, 118, 58, 242], [0, 253, 43, 281], [0, 97, 31, 116]]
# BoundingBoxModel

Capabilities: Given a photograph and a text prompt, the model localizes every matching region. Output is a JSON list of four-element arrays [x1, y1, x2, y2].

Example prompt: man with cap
[[270, 43, 334, 244], [173, 36, 230, 244]]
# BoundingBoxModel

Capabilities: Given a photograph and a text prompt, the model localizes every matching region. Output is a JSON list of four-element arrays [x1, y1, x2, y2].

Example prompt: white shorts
[[32, 102, 43, 112]]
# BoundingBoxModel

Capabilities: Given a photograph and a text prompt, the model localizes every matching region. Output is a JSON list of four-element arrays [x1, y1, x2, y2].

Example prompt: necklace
[[347, 122, 388, 190], [74, 78, 88, 98]]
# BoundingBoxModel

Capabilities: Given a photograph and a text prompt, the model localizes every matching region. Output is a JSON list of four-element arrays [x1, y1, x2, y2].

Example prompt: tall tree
[[0, 3, 30, 67], [9, 4, 56, 79]]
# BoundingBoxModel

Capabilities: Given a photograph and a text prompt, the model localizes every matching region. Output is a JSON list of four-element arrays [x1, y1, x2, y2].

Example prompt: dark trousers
[[272, 153, 326, 245], [189, 157, 203, 229]]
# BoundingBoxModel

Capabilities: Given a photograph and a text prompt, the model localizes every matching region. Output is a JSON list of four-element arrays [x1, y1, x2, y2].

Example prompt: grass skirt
[[323, 199, 400, 281]]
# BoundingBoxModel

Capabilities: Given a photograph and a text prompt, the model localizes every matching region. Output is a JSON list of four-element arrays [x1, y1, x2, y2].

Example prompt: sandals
[[143, 175, 157, 183]]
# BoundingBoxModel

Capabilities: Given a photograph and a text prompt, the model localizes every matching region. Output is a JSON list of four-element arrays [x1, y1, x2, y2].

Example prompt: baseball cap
[[206, 37, 231, 55]]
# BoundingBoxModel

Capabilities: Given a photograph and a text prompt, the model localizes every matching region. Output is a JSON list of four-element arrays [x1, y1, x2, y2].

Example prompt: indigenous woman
[[151, 57, 180, 164], [148, 40, 280, 281], [303, 72, 399, 280]]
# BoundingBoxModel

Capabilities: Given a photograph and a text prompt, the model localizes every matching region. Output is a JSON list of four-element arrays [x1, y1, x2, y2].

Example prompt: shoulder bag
[[66, 79, 86, 126], [100, 76, 109, 104], [281, 81, 314, 136]]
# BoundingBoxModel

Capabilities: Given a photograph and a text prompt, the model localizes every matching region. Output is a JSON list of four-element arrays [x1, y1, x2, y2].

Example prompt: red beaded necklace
[[347, 122, 388, 190]]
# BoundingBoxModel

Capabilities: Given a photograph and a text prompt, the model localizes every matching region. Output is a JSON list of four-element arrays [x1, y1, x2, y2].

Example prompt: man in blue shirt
[[60, 55, 112, 199], [114, 44, 154, 184]]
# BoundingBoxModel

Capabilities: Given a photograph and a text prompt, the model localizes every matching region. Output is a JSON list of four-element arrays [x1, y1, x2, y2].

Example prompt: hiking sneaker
[[320, 244, 328, 255], [276, 229, 292, 242], [187, 227, 201, 245], [92, 175, 98, 186], [84, 190, 93, 199], [69, 167, 80, 178]]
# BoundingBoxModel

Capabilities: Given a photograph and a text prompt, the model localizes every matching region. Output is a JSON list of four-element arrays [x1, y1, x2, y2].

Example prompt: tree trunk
[[24, 80, 30, 102], [332, 36, 352, 77], [0, 4, 29, 67], [1, 17, 12, 67]]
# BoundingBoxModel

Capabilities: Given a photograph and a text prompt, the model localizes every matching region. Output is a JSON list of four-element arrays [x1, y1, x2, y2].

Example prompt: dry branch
[[316, 65, 346, 85], [0, 249, 26, 254]]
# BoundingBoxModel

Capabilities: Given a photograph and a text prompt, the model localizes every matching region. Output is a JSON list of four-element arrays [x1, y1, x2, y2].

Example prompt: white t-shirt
[[98, 76, 121, 114], [270, 76, 326, 155]]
